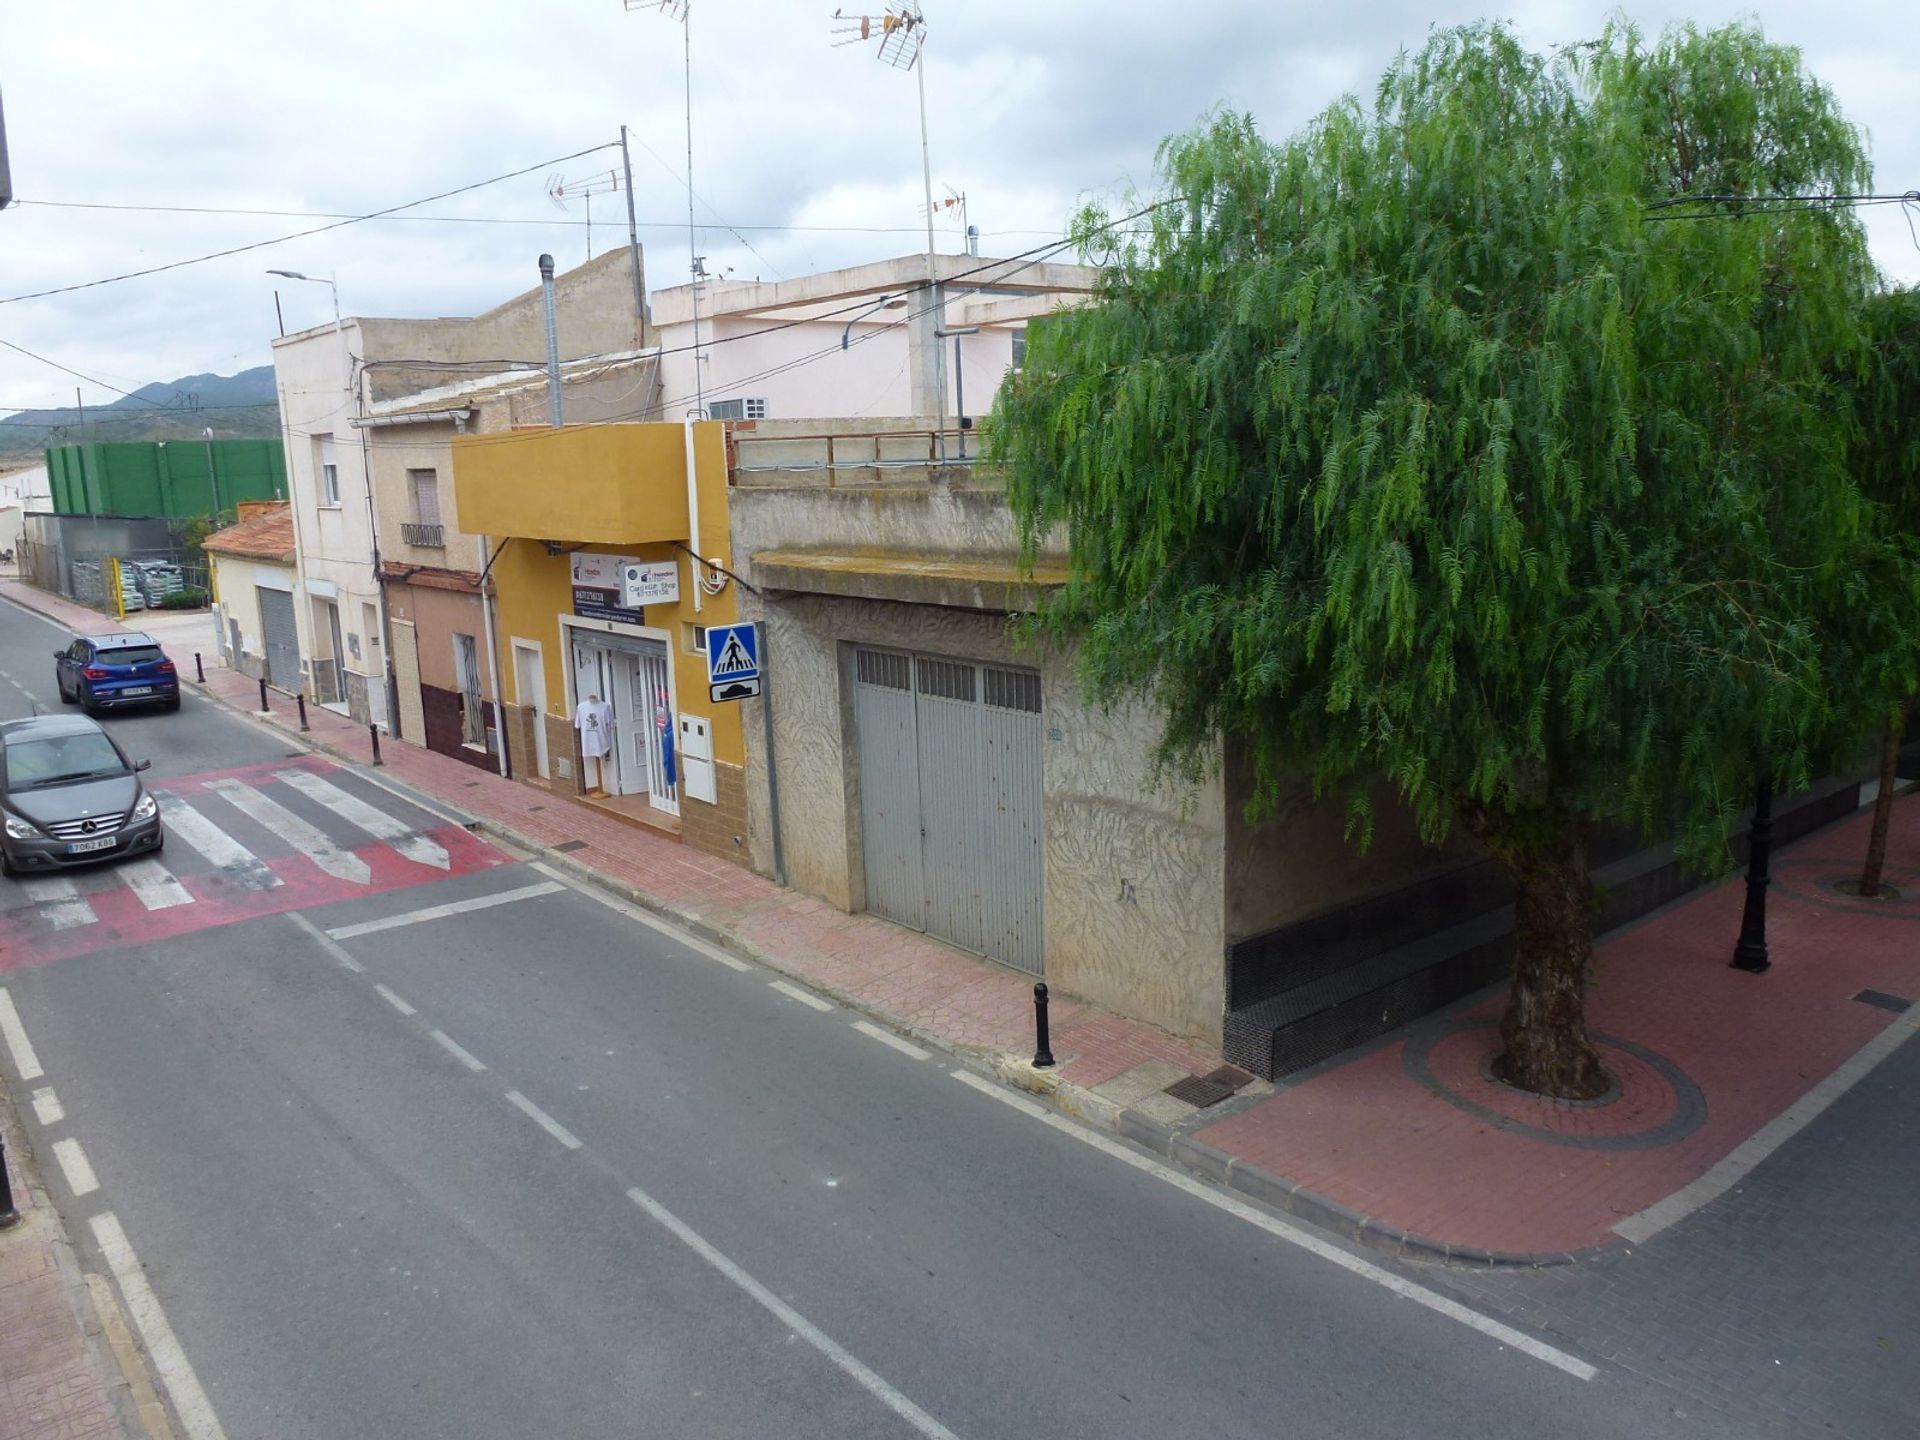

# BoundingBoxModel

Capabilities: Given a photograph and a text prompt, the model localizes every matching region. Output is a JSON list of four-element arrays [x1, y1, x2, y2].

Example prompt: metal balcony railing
[[402, 522, 445, 548]]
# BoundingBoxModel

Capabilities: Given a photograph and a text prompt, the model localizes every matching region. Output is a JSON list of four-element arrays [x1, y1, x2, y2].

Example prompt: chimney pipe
[[539, 254, 563, 427]]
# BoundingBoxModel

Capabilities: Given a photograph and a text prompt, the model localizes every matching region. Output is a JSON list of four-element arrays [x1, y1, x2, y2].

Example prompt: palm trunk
[[1467, 804, 1611, 1099], [1859, 715, 1905, 899]]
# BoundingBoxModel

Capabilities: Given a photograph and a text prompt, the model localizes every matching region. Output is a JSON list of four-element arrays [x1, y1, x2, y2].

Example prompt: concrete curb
[[178, 649, 1607, 1272], [983, 1055, 1605, 1269]]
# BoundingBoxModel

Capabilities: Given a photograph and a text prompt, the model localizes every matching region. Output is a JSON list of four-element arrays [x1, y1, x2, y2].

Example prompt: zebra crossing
[[0, 758, 508, 968]]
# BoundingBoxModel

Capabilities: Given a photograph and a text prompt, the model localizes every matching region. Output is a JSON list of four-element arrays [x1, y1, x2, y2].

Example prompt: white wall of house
[[208, 553, 297, 676]]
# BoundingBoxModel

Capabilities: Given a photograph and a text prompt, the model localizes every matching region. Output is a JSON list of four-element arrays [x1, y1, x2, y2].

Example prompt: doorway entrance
[[569, 627, 678, 820], [513, 640, 550, 779]]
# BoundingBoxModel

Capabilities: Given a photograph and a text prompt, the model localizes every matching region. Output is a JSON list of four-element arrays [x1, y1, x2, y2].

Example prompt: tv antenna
[[831, 5, 945, 454], [546, 169, 624, 263], [625, 0, 703, 415]]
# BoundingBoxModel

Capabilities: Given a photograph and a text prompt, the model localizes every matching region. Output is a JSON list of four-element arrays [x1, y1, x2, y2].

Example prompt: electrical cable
[[0, 142, 622, 306]]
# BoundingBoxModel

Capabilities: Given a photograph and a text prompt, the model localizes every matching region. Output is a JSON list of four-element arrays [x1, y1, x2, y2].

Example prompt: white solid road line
[[204, 778, 370, 884], [31, 1085, 64, 1124], [120, 856, 195, 911], [91, 1212, 229, 1440], [324, 881, 564, 940], [430, 1029, 487, 1072], [372, 983, 417, 1017], [770, 979, 835, 1013], [948, 1069, 1598, 1383], [0, 986, 45, 1079], [286, 911, 364, 972], [851, 1020, 930, 1060], [275, 769, 450, 870], [1615, 1010, 1920, 1245], [20, 875, 96, 930], [625, 1182, 963, 1440], [52, 1137, 100, 1196], [528, 861, 752, 971], [505, 1090, 583, 1150], [155, 793, 281, 889]]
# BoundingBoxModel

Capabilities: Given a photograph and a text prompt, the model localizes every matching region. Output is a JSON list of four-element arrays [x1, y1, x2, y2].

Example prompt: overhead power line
[[0, 142, 622, 307], [9, 196, 1071, 241]]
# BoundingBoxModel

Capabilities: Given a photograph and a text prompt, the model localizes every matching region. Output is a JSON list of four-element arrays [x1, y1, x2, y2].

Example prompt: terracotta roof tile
[[204, 502, 296, 563]]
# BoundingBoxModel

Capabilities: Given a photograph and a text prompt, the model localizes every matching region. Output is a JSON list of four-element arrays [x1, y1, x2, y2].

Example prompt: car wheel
[[1, 849, 17, 878], [57, 676, 75, 704], [164, 696, 181, 712]]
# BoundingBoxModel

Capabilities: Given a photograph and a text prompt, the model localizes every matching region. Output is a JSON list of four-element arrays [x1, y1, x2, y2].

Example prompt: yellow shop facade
[[453, 419, 749, 865]]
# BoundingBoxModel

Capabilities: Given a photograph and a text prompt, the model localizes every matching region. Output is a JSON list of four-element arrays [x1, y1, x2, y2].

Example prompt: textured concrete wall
[[735, 578, 1226, 1045]]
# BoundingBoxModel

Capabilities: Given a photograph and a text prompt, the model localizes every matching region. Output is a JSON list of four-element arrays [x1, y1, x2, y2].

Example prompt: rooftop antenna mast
[[831, 4, 944, 455], [545, 169, 624, 265], [627, 0, 703, 416]]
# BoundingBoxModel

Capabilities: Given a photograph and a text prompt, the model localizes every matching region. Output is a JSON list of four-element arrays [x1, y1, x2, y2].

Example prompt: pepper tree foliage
[[988, 21, 1908, 869]]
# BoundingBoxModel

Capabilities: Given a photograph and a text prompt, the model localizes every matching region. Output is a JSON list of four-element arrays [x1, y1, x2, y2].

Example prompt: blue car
[[54, 632, 181, 715]]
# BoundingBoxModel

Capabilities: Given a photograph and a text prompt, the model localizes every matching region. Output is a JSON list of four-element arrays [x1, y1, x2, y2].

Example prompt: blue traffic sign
[[705, 622, 760, 686]]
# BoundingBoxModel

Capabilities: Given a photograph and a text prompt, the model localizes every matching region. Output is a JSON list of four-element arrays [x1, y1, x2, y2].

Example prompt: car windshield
[[4, 733, 127, 789], [98, 646, 165, 666]]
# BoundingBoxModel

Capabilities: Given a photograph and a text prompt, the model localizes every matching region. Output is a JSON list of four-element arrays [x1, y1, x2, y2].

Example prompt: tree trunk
[[1859, 714, 1906, 899], [1466, 804, 1611, 1100]]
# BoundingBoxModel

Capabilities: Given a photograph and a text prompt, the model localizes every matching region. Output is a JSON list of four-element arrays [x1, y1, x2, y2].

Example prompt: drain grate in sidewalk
[[1164, 1064, 1257, 1109], [1853, 988, 1913, 1014], [553, 840, 589, 853]]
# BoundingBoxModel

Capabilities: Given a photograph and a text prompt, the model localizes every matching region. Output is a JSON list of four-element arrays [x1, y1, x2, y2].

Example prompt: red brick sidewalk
[[8, 576, 1918, 1264]]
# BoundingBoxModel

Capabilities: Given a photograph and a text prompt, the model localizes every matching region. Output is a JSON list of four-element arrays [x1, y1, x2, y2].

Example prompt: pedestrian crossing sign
[[705, 623, 760, 687]]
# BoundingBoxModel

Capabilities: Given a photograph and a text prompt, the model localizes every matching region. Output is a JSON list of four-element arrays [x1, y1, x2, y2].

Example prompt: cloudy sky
[[2, 1, 1915, 415]]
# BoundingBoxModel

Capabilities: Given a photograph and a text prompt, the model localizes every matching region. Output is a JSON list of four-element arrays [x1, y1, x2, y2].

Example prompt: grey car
[[0, 714, 162, 876]]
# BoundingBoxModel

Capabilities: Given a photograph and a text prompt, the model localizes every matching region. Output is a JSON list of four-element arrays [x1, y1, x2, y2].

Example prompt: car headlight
[[131, 793, 159, 822], [4, 811, 40, 840]]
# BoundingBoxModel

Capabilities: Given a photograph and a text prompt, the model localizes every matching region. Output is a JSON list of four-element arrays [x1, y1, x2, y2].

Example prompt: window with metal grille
[[856, 648, 912, 690], [1011, 328, 1028, 370], [707, 397, 768, 421], [916, 656, 976, 702], [983, 666, 1041, 713]]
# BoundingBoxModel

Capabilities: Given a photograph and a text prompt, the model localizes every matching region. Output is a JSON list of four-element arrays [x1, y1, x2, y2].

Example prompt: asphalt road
[[0, 597, 1772, 1439]]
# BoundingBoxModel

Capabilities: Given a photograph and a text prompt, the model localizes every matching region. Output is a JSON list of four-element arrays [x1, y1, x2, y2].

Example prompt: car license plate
[[121, 686, 153, 696], [67, 837, 116, 855]]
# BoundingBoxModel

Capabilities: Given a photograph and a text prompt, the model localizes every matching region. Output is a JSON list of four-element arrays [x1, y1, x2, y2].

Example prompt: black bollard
[[369, 723, 383, 766], [194, 652, 206, 684], [297, 694, 309, 732], [0, 1132, 21, 1230], [1731, 778, 1774, 973], [1032, 982, 1056, 1068], [258, 675, 269, 712]]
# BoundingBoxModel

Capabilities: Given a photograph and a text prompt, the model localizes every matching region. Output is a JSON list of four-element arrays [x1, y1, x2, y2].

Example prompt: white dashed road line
[[0, 986, 44, 1079], [624, 1182, 963, 1440], [52, 1137, 100, 1196], [155, 794, 281, 889], [91, 1212, 230, 1440], [506, 1090, 583, 1150], [324, 881, 564, 940], [430, 1029, 487, 1072], [120, 856, 195, 911], [528, 861, 751, 970], [852, 1020, 929, 1060], [770, 979, 834, 1013], [31, 1085, 64, 1124], [372, 983, 417, 1017], [948, 1069, 1598, 1383], [286, 911, 364, 972]]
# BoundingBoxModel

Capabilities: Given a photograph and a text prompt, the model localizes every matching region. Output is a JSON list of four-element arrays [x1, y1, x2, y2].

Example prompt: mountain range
[[0, 365, 281, 463]]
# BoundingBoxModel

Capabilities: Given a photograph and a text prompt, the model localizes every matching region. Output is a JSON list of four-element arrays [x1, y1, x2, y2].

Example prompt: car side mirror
[[54, 650, 65, 660], [134, 759, 152, 772]]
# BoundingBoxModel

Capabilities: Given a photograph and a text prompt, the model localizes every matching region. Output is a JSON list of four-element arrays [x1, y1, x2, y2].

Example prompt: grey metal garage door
[[257, 586, 301, 693], [854, 646, 1044, 974]]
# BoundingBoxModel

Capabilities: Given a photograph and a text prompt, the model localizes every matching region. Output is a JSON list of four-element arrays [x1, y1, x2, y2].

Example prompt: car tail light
[[157, 660, 176, 674], [83, 667, 109, 680]]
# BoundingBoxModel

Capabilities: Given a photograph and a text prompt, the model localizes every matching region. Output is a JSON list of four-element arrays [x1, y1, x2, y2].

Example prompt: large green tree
[[1848, 287, 1920, 896], [988, 22, 1909, 1096]]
